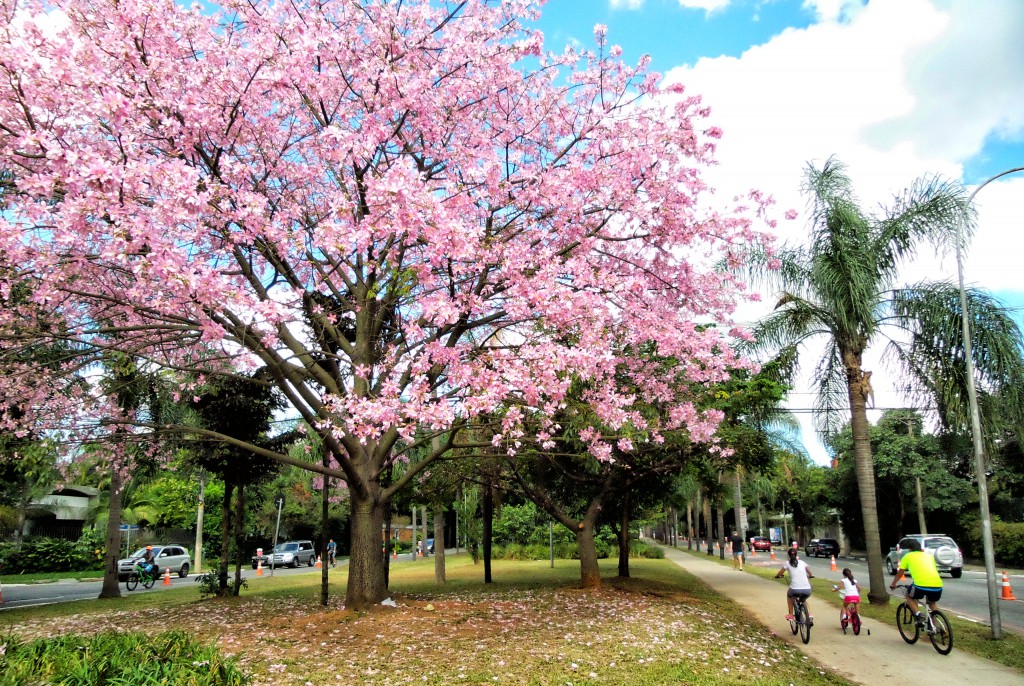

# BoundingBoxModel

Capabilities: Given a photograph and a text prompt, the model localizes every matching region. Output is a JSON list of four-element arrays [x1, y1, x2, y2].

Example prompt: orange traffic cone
[[830, 555, 838, 572], [770, 549, 776, 560], [393, 548, 398, 559], [256, 559, 264, 576], [750, 547, 758, 557], [1001, 571, 1017, 600], [316, 555, 322, 568], [162, 568, 172, 586]]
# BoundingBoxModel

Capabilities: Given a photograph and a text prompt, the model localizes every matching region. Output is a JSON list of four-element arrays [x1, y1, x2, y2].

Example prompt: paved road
[[0, 563, 331, 611], [664, 545, 1022, 686]]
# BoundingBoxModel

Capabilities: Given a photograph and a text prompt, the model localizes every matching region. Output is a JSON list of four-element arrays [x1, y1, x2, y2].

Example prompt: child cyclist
[[832, 568, 862, 624]]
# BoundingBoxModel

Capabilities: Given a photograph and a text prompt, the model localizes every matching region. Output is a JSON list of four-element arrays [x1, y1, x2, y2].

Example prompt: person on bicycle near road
[[141, 545, 158, 578], [327, 538, 337, 568], [833, 567, 862, 623], [889, 538, 942, 623], [729, 530, 744, 571], [775, 547, 814, 623]]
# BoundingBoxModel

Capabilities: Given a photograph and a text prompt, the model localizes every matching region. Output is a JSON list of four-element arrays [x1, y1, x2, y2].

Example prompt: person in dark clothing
[[729, 530, 745, 571]]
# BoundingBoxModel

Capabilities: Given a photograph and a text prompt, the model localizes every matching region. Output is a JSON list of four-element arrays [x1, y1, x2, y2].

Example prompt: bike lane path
[[660, 545, 1022, 686]]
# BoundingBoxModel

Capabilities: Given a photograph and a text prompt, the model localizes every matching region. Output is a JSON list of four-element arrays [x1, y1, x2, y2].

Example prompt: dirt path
[[662, 545, 1022, 686]]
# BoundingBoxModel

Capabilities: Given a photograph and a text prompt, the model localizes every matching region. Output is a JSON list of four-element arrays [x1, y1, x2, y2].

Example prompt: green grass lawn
[[4, 554, 856, 686], [675, 545, 1024, 673], [0, 569, 104, 584]]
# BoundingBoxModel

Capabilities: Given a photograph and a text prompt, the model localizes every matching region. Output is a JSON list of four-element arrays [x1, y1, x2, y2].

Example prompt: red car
[[750, 536, 772, 551]]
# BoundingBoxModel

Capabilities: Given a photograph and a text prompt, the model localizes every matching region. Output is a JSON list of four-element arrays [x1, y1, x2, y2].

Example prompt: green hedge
[[0, 530, 105, 575], [488, 539, 663, 561], [992, 520, 1024, 568], [0, 630, 248, 686]]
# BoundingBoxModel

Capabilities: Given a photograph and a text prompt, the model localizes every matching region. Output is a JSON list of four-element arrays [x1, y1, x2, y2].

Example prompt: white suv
[[886, 534, 963, 579], [117, 544, 192, 580]]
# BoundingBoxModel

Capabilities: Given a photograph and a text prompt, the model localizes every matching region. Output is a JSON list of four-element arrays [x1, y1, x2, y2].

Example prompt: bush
[[0, 631, 249, 685], [0, 532, 105, 575], [992, 520, 1024, 568]]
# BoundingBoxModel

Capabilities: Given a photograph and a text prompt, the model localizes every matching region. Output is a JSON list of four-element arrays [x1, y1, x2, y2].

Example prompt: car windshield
[[129, 547, 159, 558], [275, 543, 299, 552], [925, 538, 956, 548]]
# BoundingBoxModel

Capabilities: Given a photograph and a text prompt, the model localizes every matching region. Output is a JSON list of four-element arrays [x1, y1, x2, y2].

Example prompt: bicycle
[[833, 585, 868, 636], [893, 584, 953, 655], [787, 594, 812, 644], [125, 562, 158, 592]]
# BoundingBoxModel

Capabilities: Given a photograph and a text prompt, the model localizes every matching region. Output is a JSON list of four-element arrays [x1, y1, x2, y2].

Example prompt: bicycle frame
[[894, 584, 952, 654]]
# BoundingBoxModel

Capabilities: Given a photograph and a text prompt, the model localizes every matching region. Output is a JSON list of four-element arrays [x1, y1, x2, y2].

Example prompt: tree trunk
[[433, 503, 446, 585], [756, 497, 765, 537], [383, 497, 392, 589], [421, 505, 428, 556], [482, 481, 493, 584], [411, 506, 417, 558], [232, 483, 245, 596], [617, 491, 631, 578], [345, 486, 388, 610], [915, 476, 927, 535], [733, 470, 745, 543], [686, 498, 693, 551], [703, 491, 713, 555], [98, 464, 123, 599], [320, 473, 330, 607], [716, 489, 726, 560], [576, 520, 601, 589], [847, 364, 888, 605], [218, 480, 233, 594]]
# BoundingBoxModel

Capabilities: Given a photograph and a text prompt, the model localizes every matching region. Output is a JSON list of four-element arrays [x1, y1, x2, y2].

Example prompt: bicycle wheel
[[126, 572, 139, 592], [896, 603, 919, 644], [928, 610, 953, 655], [788, 611, 798, 635], [798, 604, 811, 644], [143, 574, 156, 590], [851, 610, 861, 636]]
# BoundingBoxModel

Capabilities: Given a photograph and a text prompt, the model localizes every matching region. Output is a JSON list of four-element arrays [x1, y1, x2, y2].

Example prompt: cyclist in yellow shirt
[[889, 538, 943, 623]]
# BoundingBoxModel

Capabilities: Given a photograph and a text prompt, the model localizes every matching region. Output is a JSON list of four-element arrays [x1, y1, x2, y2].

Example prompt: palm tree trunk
[[320, 473, 329, 607], [915, 477, 927, 534], [218, 480, 233, 594], [232, 483, 245, 596], [847, 366, 888, 605], [617, 490, 631, 578], [716, 489, 726, 560]]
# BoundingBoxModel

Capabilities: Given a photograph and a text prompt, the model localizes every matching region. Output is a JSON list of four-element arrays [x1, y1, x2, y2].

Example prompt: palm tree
[[745, 157, 1024, 604]]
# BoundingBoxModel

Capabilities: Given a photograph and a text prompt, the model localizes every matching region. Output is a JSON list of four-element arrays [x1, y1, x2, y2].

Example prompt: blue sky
[[532, 0, 1024, 462]]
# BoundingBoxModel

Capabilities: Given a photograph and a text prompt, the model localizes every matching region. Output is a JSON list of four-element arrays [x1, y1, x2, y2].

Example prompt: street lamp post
[[954, 165, 1024, 641]]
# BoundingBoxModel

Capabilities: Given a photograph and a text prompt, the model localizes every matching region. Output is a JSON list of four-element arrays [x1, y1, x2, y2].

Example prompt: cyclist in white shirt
[[775, 547, 814, 622]]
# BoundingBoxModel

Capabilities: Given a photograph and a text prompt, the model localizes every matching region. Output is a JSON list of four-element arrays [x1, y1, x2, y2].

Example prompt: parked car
[[804, 538, 840, 558], [749, 536, 772, 552], [251, 540, 317, 569], [886, 534, 963, 579], [117, 544, 191, 581]]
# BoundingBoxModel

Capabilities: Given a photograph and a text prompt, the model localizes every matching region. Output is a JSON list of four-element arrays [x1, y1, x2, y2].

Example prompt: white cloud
[[660, 0, 1024, 462], [677, 0, 731, 13], [609, 0, 645, 9]]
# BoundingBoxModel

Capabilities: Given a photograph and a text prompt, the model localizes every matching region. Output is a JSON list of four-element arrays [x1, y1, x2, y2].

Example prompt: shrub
[[0, 631, 249, 685], [0, 533, 105, 575], [992, 520, 1024, 568]]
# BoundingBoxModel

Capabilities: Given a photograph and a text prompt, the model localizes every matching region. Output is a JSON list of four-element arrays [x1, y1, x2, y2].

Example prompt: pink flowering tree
[[0, 0, 775, 609]]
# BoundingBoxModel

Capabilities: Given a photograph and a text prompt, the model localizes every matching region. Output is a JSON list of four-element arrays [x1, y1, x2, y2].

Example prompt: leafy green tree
[[828, 410, 973, 550], [743, 157, 1024, 604]]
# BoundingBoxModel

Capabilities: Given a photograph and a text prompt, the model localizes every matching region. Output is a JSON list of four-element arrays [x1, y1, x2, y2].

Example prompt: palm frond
[[811, 340, 849, 436], [873, 175, 974, 282], [746, 293, 831, 355], [891, 282, 1024, 432]]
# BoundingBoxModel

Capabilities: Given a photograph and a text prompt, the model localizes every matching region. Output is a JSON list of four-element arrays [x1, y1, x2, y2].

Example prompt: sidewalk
[[660, 545, 1021, 686]]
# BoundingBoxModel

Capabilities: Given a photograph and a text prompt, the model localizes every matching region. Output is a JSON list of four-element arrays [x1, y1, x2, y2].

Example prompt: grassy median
[[2, 555, 854, 686]]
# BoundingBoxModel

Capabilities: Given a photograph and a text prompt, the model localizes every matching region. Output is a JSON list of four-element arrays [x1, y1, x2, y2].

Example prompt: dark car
[[805, 538, 840, 558], [749, 536, 772, 552]]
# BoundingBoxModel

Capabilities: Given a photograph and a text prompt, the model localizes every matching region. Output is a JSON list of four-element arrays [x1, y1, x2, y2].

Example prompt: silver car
[[117, 544, 192, 580], [251, 540, 316, 569], [886, 534, 963, 579]]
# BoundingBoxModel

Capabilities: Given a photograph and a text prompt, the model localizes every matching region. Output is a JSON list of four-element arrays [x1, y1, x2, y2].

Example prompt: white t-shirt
[[839, 577, 859, 599], [783, 560, 812, 590]]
